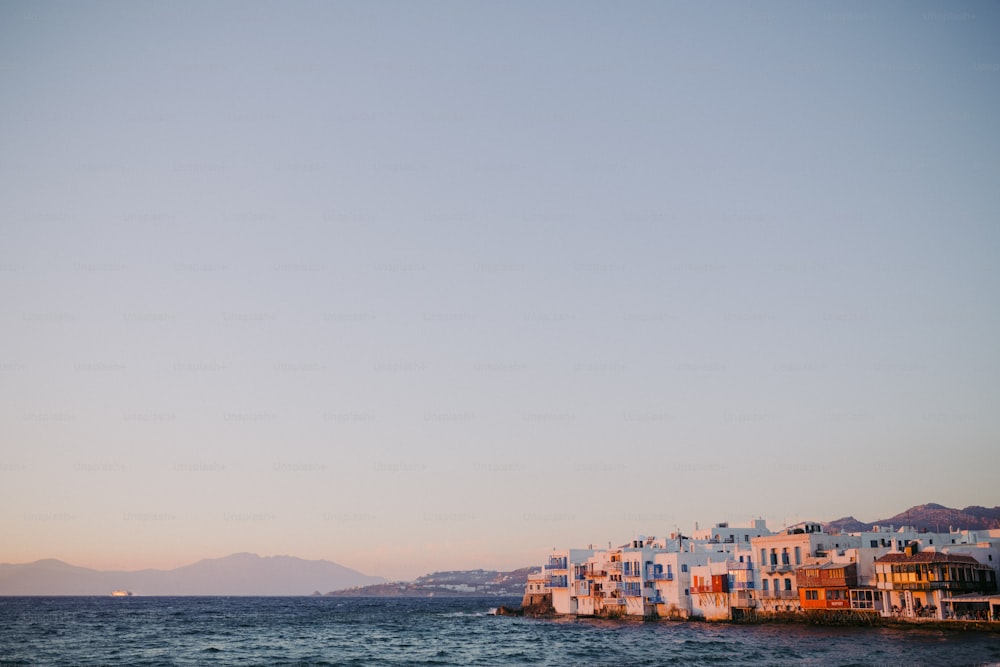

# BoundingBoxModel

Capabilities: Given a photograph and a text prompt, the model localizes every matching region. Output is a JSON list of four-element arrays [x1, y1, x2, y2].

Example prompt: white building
[[544, 520, 774, 619], [751, 522, 860, 613]]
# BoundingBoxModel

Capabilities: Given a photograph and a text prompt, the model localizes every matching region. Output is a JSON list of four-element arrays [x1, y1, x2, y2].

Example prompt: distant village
[[525, 519, 1000, 624], [330, 568, 535, 598]]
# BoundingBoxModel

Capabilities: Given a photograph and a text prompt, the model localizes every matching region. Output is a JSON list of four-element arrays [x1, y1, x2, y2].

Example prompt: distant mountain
[[824, 504, 1000, 534], [328, 567, 538, 598], [0, 553, 384, 596]]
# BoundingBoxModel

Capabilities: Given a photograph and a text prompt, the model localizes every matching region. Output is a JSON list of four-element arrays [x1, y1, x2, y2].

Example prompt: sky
[[1, 1, 999, 581]]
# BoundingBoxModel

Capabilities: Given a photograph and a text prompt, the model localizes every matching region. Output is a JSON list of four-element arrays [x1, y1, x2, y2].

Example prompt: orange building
[[796, 562, 857, 610]]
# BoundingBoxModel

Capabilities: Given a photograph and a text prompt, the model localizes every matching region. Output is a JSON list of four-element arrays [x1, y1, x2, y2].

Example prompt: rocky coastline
[[496, 592, 1000, 632]]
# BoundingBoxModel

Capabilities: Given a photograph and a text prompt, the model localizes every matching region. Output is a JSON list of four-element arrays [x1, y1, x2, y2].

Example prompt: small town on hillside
[[525, 520, 1000, 623]]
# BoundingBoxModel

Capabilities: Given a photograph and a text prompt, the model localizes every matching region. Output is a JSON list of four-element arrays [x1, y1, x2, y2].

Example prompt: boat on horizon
[[111, 590, 132, 597]]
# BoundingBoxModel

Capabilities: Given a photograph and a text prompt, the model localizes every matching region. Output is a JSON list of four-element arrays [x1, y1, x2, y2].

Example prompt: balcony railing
[[651, 572, 673, 581], [727, 561, 752, 571], [761, 590, 797, 599], [547, 558, 568, 570], [606, 561, 623, 571], [690, 585, 718, 594], [884, 581, 986, 592], [764, 563, 794, 573]]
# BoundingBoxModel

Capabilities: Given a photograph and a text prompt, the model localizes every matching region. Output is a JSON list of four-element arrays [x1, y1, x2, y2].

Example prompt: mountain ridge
[[0, 553, 384, 596], [824, 504, 1000, 534]]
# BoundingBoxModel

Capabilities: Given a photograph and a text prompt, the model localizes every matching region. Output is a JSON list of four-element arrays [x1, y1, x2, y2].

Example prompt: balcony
[[763, 590, 798, 600], [884, 580, 985, 592], [690, 585, 718, 594], [547, 558, 568, 570], [606, 561, 623, 572], [727, 561, 753, 571], [651, 572, 674, 581]]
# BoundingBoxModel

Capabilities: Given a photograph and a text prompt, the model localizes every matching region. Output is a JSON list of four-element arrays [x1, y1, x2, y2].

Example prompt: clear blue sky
[[2, 1, 998, 580]]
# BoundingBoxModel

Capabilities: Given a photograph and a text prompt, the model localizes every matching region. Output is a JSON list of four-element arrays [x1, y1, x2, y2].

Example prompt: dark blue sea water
[[1, 596, 998, 666]]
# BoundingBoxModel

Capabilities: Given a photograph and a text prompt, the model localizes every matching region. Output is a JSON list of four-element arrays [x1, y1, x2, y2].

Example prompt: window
[[762, 579, 769, 592], [761, 548, 766, 565], [794, 546, 801, 565], [784, 578, 792, 591], [781, 549, 789, 565], [870, 540, 878, 548], [681, 564, 688, 573]]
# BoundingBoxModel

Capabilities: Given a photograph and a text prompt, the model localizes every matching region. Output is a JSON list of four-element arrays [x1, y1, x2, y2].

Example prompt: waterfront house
[[689, 560, 731, 620], [545, 548, 594, 615], [875, 548, 998, 619], [796, 561, 857, 610], [751, 523, 860, 613]]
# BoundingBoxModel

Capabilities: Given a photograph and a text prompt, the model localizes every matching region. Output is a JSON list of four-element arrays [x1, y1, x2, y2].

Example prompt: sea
[[1, 596, 998, 666]]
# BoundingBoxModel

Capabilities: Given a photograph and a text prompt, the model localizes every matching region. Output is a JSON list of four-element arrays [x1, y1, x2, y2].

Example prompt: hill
[[0, 553, 384, 596], [824, 504, 1000, 534]]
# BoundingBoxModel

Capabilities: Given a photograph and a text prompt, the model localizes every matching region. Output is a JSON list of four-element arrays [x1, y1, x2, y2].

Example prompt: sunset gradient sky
[[2, 1, 999, 580]]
